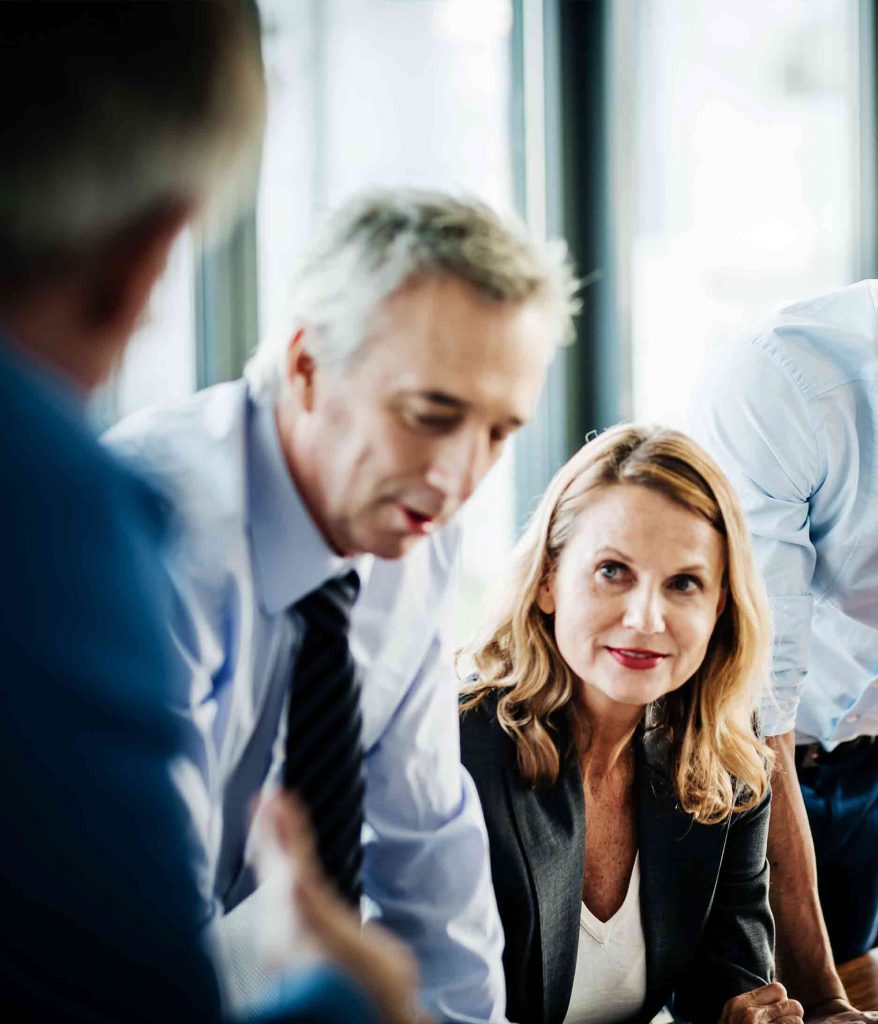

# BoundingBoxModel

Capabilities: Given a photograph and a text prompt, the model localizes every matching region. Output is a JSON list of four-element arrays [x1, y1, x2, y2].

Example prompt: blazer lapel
[[637, 730, 731, 1016], [505, 757, 585, 1024]]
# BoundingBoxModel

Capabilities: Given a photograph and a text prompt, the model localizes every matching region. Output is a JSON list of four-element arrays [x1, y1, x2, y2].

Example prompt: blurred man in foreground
[[107, 189, 579, 1021], [0, 4, 413, 1020]]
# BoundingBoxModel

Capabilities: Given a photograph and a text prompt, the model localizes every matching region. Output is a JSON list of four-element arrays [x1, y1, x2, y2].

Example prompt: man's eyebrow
[[399, 390, 526, 428], [406, 390, 469, 410]]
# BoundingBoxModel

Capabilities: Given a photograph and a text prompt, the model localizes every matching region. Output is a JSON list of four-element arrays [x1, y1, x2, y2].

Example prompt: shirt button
[[846, 714, 860, 723]]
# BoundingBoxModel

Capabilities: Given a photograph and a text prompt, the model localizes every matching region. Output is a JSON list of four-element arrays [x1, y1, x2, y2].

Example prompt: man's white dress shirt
[[105, 379, 506, 1023], [691, 279, 878, 745]]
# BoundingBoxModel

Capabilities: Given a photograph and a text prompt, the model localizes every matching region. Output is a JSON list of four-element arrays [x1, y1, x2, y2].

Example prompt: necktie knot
[[294, 569, 360, 632]]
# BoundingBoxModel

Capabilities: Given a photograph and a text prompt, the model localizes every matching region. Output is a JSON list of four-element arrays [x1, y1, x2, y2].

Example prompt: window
[[624, 0, 858, 426], [96, 231, 197, 426]]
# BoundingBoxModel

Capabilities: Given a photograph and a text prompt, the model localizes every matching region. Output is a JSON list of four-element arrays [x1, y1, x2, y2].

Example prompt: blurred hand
[[264, 792, 428, 1024], [720, 983, 804, 1024]]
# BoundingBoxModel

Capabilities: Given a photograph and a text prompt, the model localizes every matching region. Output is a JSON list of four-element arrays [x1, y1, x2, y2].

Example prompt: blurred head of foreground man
[[0, 0, 263, 389], [106, 189, 579, 1022], [0, 5, 409, 1023]]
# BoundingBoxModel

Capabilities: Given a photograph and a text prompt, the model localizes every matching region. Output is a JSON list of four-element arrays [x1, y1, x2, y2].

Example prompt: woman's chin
[[582, 675, 677, 712]]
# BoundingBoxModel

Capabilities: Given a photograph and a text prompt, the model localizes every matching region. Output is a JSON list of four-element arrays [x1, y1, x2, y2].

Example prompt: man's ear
[[81, 201, 192, 345], [285, 327, 318, 411]]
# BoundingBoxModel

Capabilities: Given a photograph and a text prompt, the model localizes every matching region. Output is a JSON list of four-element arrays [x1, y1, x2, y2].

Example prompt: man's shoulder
[[105, 379, 250, 528], [104, 382, 254, 651], [715, 280, 878, 398], [0, 346, 166, 559], [0, 345, 139, 503], [0, 346, 183, 715]]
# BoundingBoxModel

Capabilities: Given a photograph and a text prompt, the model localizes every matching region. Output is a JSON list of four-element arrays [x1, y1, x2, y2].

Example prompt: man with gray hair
[[107, 188, 578, 1021]]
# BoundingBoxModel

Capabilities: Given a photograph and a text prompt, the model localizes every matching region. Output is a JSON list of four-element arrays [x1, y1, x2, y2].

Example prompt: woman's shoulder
[[459, 685, 500, 731], [638, 725, 772, 827], [458, 688, 515, 767]]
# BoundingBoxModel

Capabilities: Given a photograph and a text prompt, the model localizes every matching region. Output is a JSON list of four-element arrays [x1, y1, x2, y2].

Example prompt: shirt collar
[[247, 392, 371, 615]]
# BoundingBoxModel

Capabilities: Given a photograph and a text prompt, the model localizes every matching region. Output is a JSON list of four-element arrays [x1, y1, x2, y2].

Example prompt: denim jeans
[[797, 740, 878, 963]]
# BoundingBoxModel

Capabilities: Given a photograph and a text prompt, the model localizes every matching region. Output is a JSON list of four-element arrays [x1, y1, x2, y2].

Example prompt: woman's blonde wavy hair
[[460, 424, 772, 824]]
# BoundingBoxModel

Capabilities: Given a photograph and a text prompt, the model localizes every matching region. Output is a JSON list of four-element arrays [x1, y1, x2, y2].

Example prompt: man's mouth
[[606, 647, 669, 671], [400, 505, 438, 535]]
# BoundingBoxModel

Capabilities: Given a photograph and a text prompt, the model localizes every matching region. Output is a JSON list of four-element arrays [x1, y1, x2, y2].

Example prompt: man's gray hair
[[0, 1, 265, 287], [245, 189, 580, 403]]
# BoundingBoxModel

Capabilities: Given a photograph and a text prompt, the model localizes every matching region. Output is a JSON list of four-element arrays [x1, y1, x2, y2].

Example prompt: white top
[[563, 853, 647, 1024]]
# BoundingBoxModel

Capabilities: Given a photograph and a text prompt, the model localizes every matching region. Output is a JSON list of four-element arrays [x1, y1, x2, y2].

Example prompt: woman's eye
[[671, 574, 701, 593], [597, 561, 627, 582]]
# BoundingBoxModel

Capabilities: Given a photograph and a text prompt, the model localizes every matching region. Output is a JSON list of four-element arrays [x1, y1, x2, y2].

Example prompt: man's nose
[[621, 584, 666, 635], [425, 431, 491, 505]]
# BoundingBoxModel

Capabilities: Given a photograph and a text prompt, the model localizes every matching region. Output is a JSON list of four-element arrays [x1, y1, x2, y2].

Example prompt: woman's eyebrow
[[674, 561, 711, 575], [592, 547, 715, 577], [593, 545, 632, 561]]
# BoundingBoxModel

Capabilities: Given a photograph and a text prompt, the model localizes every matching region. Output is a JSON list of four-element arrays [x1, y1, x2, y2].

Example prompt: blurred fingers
[[264, 790, 312, 857]]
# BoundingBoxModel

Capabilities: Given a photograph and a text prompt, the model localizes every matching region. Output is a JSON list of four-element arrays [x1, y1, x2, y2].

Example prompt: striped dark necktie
[[284, 570, 364, 907]]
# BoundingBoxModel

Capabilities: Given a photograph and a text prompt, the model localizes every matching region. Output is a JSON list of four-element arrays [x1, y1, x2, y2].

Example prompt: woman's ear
[[716, 583, 728, 619], [536, 572, 556, 615]]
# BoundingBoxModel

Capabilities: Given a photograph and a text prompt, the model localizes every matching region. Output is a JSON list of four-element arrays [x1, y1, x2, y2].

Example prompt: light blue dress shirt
[[105, 379, 507, 1023], [690, 279, 878, 746]]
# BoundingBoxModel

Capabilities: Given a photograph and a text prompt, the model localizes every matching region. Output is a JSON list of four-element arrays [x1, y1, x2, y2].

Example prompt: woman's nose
[[621, 586, 666, 635]]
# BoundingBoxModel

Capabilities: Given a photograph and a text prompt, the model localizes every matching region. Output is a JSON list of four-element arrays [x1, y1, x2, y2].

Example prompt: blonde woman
[[460, 426, 802, 1024]]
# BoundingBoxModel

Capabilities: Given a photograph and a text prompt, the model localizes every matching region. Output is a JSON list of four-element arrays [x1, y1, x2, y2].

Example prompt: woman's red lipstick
[[607, 647, 668, 670]]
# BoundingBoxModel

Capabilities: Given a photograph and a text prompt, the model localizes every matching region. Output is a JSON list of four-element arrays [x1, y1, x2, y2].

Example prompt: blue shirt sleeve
[[361, 533, 508, 1023], [690, 336, 819, 735]]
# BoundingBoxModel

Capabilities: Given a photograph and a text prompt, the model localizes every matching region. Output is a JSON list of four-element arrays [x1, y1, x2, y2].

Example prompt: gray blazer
[[460, 697, 774, 1024]]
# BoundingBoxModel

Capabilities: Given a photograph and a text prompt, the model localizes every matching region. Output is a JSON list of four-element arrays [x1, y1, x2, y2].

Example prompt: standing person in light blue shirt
[[106, 190, 579, 1023], [691, 279, 878, 1024]]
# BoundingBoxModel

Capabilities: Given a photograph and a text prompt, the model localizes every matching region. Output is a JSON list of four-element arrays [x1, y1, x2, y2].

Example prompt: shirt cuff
[[759, 681, 802, 737]]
